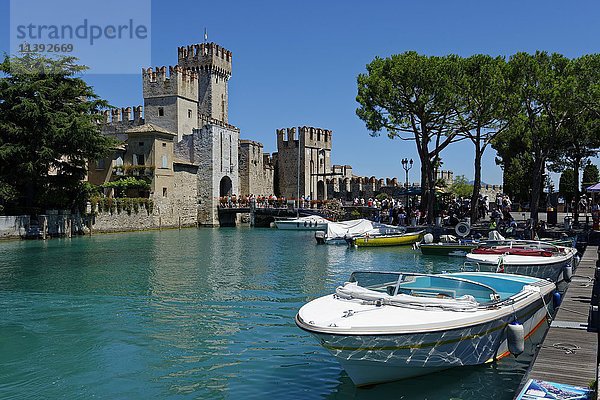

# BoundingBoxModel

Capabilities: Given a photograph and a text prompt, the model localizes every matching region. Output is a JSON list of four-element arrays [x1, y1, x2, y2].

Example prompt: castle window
[[162, 143, 167, 147], [161, 155, 168, 169], [139, 142, 144, 147], [158, 107, 164, 117], [162, 187, 168, 197], [325, 133, 328, 142], [188, 109, 192, 118], [96, 159, 106, 170]]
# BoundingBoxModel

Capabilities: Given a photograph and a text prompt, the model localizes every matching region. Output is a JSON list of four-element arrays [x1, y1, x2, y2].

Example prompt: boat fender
[[507, 321, 525, 356], [553, 292, 562, 308], [574, 255, 581, 267], [423, 233, 434, 244], [562, 264, 573, 283], [455, 222, 470, 238]]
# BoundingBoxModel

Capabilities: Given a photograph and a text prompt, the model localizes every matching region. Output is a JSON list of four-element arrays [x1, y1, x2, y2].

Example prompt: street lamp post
[[401, 158, 413, 210]]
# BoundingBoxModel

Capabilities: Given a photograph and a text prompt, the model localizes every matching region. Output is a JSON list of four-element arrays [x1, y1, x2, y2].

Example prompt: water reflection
[[0, 229, 548, 399]]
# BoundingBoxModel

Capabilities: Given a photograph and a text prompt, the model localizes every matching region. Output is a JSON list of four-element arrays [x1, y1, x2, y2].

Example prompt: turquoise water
[[0, 228, 543, 399]]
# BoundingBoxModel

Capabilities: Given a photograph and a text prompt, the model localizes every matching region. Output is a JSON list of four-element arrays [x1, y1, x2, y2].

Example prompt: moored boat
[[419, 241, 479, 257], [274, 215, 329, 230], [296, 270, 556, 386], [352, 230, 425, 247], [465, 243, 577, 283], [315, 219, 407, 245]]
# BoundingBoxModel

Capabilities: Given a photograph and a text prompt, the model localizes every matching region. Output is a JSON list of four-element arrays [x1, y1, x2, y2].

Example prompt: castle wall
[[188, 125, 240, 226], [177, 43, 232, 123], [171, 164, 199, 226], [143, 66, 199, 142], [239, 140, 274, 196], [275, 128, 301, 199], [275, 126, 332, 200]]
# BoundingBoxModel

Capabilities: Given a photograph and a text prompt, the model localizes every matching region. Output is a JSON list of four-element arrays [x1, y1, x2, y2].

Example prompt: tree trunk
[[573, 157, 581, 224], [419, 161, 427, 212], [470, 136, 482, 222], [427, 165, 435, 224], [529, 154, 545, 222]]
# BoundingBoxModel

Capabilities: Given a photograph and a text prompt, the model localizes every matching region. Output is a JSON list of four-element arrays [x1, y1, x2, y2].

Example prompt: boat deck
[[519, 245, 598, 392]]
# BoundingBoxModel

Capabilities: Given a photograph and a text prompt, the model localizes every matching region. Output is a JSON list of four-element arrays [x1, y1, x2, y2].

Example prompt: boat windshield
[[349, 271, 499, 304]]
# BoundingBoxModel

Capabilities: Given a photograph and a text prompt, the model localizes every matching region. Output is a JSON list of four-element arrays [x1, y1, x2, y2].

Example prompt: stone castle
[[90, 41, 330, 227], [87, 39, 500, 228]]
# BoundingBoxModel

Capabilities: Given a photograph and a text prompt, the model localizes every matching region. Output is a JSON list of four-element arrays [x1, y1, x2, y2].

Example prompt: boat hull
[[301, 299, 549, 386], [420, 243, 478, 257], [275, 220, 327, 230], [466, 249, 576, 283], [354, 231, 424, 247]]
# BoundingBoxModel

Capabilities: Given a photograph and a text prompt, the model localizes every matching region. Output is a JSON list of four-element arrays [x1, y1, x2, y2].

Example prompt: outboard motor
[[422, 233, 434, 244], [315, 231, 325, 245], [507, 321, 525, 356], [344, 234, 353, 247]]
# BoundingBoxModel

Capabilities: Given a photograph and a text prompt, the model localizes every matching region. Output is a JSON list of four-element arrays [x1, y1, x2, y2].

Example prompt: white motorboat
[[274, 215, 329, 230], [465, 242, 578, 283], [314, 219, 407, 245], [296, 271, 556, 386]]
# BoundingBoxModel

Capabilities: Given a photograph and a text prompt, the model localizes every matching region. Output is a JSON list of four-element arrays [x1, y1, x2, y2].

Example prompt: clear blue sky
[[2, 0, 600, 185]]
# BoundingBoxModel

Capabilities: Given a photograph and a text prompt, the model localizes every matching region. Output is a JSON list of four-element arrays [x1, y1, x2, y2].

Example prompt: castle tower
[[142, 66, 199, 142], [177, 43, 232, 124], [275, 126, 332, 201]]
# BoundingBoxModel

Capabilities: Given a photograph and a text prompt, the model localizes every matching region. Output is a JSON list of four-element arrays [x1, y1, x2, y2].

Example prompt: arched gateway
[[220, 176, 233, 197]]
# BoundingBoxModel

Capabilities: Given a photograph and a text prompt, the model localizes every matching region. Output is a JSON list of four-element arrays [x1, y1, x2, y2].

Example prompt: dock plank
[[524, 245, 598, 392]]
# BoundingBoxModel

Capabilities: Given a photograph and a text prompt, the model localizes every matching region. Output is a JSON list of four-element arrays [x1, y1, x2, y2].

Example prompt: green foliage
[[356, 52, 463, 222], [454, 55, 509, 219], [492, 52, 600, 219], [375, 193, 389, 201], [0, 53, 116, 214], [102, 177, 150, 193], [449, 175, 473, 198], [583, 161, 600, 189], [350, 209, 362, 219], [90, 196, 153, 216], [559, 169, 576, 204]]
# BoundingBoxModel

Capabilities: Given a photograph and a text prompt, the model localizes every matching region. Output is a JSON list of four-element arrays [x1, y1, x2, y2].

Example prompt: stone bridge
[[217, 206, 327, 227]]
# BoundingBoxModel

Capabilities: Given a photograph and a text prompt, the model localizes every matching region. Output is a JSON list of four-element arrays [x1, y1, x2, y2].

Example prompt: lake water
[[0, 228, 543, 399]]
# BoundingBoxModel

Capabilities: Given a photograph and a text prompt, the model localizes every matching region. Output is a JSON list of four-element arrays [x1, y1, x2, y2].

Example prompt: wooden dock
[[521, 245, 598, 390]]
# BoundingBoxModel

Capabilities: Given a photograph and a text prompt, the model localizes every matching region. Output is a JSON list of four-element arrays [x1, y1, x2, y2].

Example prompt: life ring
[[455, 222, 471, 237]]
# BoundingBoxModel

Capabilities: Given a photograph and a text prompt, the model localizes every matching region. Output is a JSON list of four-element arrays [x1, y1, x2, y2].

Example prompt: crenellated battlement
[[98, 106, 144, 135], [100, 105, 144, 124], [142, 65, 199, 101], [198, 114, 239, 132], [276, 127, 298, 143], [263, 154, 274, 168], [298, 126, 332, 148], [239, 139, 264, 148], [177, 42, 232, 78]]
